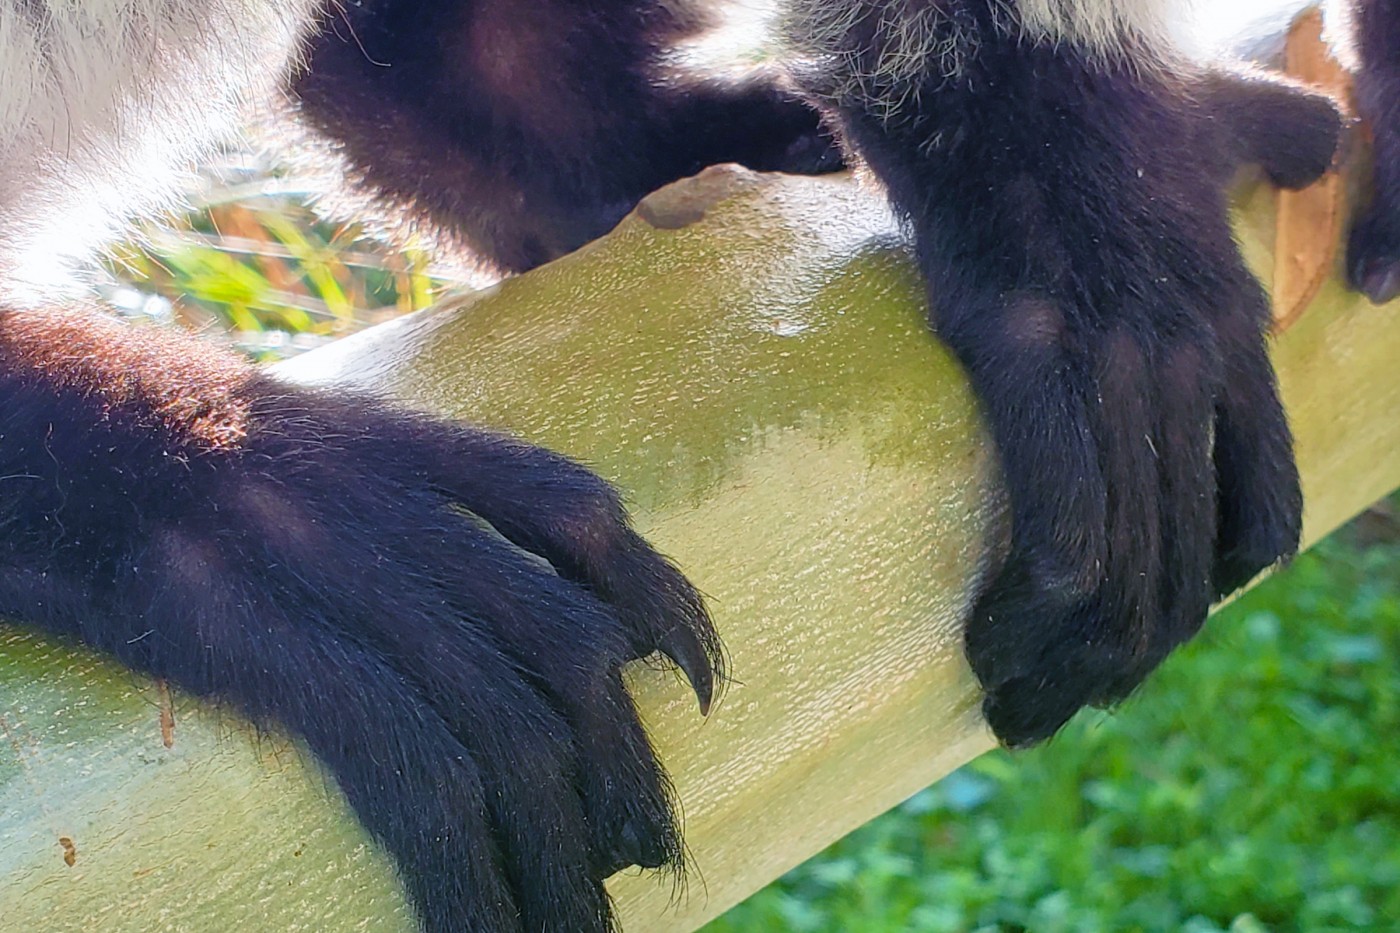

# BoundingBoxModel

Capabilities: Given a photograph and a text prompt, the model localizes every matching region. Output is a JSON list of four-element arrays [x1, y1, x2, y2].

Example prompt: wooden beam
[[2, 162, 1397, 931]]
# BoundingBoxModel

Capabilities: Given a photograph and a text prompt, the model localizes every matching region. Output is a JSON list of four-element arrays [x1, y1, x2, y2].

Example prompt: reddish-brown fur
[[0, 309, 253, 449]]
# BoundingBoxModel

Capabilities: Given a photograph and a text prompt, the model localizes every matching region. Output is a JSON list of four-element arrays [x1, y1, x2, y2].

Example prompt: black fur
[[292, 0, 840, 272], [1349, 0, 1400, 303], [0, 310, 721, 932], [790, 0, 1344, 746]]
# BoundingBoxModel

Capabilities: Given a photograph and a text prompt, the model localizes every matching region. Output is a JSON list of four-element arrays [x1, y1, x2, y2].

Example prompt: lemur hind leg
[[0, 307, 721, 932], [1348, 0, 1400, 303], [788, 0, 1341, 745], [292, 0, 839, 273]]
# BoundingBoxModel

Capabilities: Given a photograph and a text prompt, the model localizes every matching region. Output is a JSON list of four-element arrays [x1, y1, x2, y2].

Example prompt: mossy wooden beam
[[2, 166, 1398, 932]]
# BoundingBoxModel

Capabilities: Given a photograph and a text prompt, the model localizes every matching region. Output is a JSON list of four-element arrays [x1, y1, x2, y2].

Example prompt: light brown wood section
[[1271, 6, 1354, 331]]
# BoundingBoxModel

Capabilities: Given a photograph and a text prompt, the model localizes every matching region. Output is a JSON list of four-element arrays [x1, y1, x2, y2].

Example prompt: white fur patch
[[787, 0, 1193, 107], [1320, 0, 1361, 72], [0, 0, 319, 303], [1017, 0, 1191, 56], [785, 0, 993, 116]]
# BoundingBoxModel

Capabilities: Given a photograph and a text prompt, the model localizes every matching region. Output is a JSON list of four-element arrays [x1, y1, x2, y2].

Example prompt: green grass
[[704, 522, 1400, 933], [104, 156, 447, 359]]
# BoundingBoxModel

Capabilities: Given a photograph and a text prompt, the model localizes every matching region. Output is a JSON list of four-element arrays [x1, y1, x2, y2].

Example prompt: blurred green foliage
[[706, 514, 1400, 933], [104, 157, 448, 359]]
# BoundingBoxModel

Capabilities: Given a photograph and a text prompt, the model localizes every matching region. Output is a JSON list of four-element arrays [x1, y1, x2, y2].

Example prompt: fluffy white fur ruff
[[1017, 0, 1189, 56], [786, 0, 1192, 118]]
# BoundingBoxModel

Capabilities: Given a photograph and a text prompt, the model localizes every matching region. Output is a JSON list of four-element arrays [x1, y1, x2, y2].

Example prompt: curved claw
[[659, 626, 715, 716]]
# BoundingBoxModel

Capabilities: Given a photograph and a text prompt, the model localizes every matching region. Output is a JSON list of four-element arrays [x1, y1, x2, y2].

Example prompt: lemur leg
[[1348, 0, 1400, 303], [0, 307, 722, 932], [292, 0, 839, 273], [788, 0, 1341, 744]]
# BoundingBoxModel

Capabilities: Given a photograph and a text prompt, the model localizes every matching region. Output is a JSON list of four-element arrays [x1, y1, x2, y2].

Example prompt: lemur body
[[0, 1, 1395, 930]]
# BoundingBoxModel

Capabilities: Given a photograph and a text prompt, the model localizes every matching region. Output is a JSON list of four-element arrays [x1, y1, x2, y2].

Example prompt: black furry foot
[[962, 74, 1325, 746], [958, 75, 1321, 745], [0, 315, 720, 932], [801, 17, 1319, 747], [960, 263, 1304, 748]]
